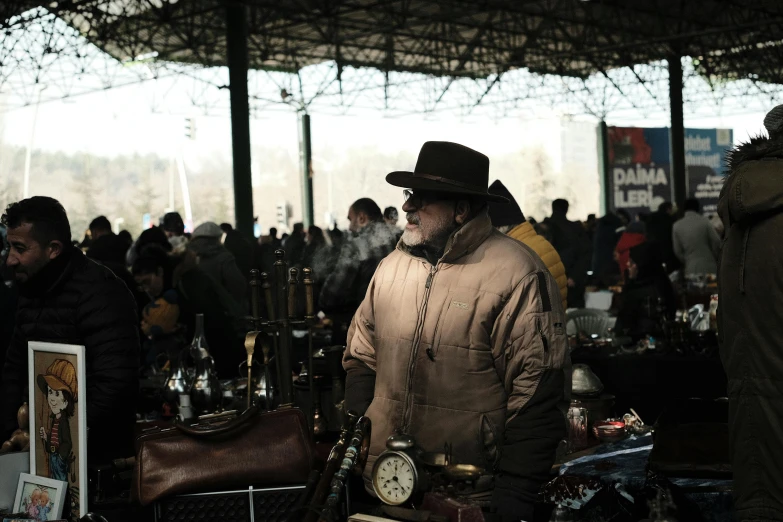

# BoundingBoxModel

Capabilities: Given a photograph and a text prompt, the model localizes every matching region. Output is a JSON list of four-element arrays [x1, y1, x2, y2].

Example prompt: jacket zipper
[[401, 265, 438, 432], [537, 317, 549, 368]]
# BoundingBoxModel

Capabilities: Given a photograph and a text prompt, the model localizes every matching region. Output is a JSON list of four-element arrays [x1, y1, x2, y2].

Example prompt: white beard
[[401, 211, 455, 249], [401, 227, 424, 246]]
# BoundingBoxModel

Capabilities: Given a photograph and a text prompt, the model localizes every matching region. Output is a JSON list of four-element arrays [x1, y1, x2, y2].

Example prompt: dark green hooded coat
[[719, 135, 783, 521]]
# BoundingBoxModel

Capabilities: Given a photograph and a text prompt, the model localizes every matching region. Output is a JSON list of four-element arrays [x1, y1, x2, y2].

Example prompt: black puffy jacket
[[0, 247, 140, 465]]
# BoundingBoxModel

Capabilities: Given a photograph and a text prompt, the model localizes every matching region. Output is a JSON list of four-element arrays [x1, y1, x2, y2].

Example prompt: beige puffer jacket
[[344, 212, 570, 488]]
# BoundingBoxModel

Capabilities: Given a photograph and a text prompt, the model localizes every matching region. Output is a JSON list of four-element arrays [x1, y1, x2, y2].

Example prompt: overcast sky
[[0, 74, 769, 172]]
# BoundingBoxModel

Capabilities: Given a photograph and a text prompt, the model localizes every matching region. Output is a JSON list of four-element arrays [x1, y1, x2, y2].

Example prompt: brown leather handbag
[[133, 406, 315, 506]]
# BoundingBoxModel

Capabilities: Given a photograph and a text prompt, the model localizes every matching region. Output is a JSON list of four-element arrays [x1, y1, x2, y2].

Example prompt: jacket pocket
[[527, 312, 569, 372], [479, 411, 504, 470]]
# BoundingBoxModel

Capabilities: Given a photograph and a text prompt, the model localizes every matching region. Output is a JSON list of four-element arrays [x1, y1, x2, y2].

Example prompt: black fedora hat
[[386, 141, 509, 202]]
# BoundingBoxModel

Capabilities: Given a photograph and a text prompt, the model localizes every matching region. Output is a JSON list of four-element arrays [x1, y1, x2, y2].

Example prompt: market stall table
[[570, 350, 727, 423], [555, 434, 733, 521]]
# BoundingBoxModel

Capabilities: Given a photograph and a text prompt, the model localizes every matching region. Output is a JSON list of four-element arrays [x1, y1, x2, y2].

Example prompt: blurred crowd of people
[[0, 190, 725, 385], [0, 187, 723, 479]]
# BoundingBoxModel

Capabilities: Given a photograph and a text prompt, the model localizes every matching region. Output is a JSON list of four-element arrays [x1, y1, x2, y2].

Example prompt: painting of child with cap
[[37, 359, 76, 483], [28, 342, 87, 522]]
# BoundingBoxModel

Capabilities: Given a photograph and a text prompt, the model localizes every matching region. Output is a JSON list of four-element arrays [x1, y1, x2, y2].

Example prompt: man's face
[[347, 208, 368, 233], [47, 386, 68, 415], [135, 268, 165, 298], [5, 223, 61, 283], [401, 191, 458, 248]]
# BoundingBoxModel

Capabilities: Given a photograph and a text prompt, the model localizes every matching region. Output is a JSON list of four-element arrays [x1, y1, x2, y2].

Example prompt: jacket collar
[[399, 211, 494, 265], [18, 245, 83, 299]]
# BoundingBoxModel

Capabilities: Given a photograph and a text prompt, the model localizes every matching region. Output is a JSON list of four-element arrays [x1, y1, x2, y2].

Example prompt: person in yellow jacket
[[488, 180, 568, 310]]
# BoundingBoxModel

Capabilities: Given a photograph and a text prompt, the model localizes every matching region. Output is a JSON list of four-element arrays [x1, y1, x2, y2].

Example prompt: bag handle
[[174, 405, 259, 438]]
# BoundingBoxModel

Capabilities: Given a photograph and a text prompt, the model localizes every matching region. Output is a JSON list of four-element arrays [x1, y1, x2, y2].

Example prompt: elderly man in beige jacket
[[343, 142, 571, 522]]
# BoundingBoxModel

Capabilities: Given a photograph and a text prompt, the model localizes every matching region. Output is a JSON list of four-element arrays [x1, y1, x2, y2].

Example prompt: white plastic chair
[[566, 309, 612, 337]]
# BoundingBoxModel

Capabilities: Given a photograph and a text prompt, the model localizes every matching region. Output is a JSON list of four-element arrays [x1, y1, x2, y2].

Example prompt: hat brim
[[37, 374, 75, 399], [386, 171, 509, 203]]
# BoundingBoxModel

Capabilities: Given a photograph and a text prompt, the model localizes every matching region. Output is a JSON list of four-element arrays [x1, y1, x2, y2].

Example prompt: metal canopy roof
[[4, 0, 783, 82], [2, 0, 783, 118]]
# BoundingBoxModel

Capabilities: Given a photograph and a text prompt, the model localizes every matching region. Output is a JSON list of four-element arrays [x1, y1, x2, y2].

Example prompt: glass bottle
[[189, 314, 222, 414]]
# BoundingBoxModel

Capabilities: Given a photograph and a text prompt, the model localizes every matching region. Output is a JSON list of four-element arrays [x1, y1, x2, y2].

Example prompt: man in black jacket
[[546, 199, 591, 308], [0, 197, 140, 466], [319, 198, 397, 344]]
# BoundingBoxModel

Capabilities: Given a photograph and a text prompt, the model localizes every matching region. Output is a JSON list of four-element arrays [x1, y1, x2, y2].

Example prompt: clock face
[[372, 452, 416, 505]]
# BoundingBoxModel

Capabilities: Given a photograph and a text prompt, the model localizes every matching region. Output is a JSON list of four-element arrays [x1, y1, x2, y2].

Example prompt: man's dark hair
[[684, 198, 700, 213], [351, 198, 383, 222], [118, 230, 133, 245], [384, 207, 399, 221], [658, 201, 673, 213], [270, 227, 278, 238], [1, 196, 71, 246], [89, 215, 112, 233], [220, 223, 233, 233], [292, 223, 304, 234], [132, 244, 175, 291], [161, 212, 185, 235], [136, 226, 171, 254], [552, 199, 570, 215]]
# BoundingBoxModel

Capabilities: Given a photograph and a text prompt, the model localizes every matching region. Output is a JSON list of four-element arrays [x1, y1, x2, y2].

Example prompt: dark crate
[[155, 485, 305, 522]]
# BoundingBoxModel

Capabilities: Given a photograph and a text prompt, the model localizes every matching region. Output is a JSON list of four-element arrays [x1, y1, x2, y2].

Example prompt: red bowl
[[592, 420, 627, 442]]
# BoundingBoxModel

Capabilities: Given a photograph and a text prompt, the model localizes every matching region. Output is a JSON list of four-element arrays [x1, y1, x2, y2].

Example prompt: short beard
[[401, 211, 457, 252]]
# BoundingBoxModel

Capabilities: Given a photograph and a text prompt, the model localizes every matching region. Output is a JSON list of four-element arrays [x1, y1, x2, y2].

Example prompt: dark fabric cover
[[487, 180, 526, 227], [1, 247, 140, 465], [719, 134, 783, 521]]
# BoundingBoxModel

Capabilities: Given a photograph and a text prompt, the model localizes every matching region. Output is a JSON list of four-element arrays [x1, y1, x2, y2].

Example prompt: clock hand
[[393, 478, 408, 493]]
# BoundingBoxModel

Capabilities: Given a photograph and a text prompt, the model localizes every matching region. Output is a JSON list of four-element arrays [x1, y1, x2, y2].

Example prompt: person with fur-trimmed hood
[[719, 105, 783, 521]]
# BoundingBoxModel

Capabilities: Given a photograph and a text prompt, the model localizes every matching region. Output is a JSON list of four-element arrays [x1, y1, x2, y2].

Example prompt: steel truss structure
[[2, 1, 783, 119]]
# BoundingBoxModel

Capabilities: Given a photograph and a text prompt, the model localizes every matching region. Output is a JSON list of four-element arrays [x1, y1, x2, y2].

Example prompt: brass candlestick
[[244, 250, 317, 417]]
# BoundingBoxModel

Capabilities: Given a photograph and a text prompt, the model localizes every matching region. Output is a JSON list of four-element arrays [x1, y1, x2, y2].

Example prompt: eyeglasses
[[403, 189, 427, 209], [403, 189, 459, 208]]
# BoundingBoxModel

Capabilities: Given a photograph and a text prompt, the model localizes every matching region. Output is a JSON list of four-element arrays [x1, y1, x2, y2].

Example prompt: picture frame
[[28, 342, 87, 520], [12, 472, 67, 521]]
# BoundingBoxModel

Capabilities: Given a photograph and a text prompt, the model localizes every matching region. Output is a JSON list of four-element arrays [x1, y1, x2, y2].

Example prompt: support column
[[226, 2, 254, 239], [668, 55, 687, 210], [598, 120, 612, 215], [299, 112, 314, 228]]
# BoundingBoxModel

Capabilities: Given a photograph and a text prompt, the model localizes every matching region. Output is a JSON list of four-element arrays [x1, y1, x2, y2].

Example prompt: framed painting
[[12, 472, 67, 521], [28, 342, 87, 521]]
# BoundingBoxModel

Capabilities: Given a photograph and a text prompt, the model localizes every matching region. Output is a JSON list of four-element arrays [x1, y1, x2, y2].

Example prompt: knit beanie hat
[[764, 105, 783, 139], [161, 212, 185, 235], [487, 180, 526, 228]]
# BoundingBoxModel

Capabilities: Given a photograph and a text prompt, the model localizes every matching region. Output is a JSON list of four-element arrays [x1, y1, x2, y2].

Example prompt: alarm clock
[[371, 434, 425, 506]]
